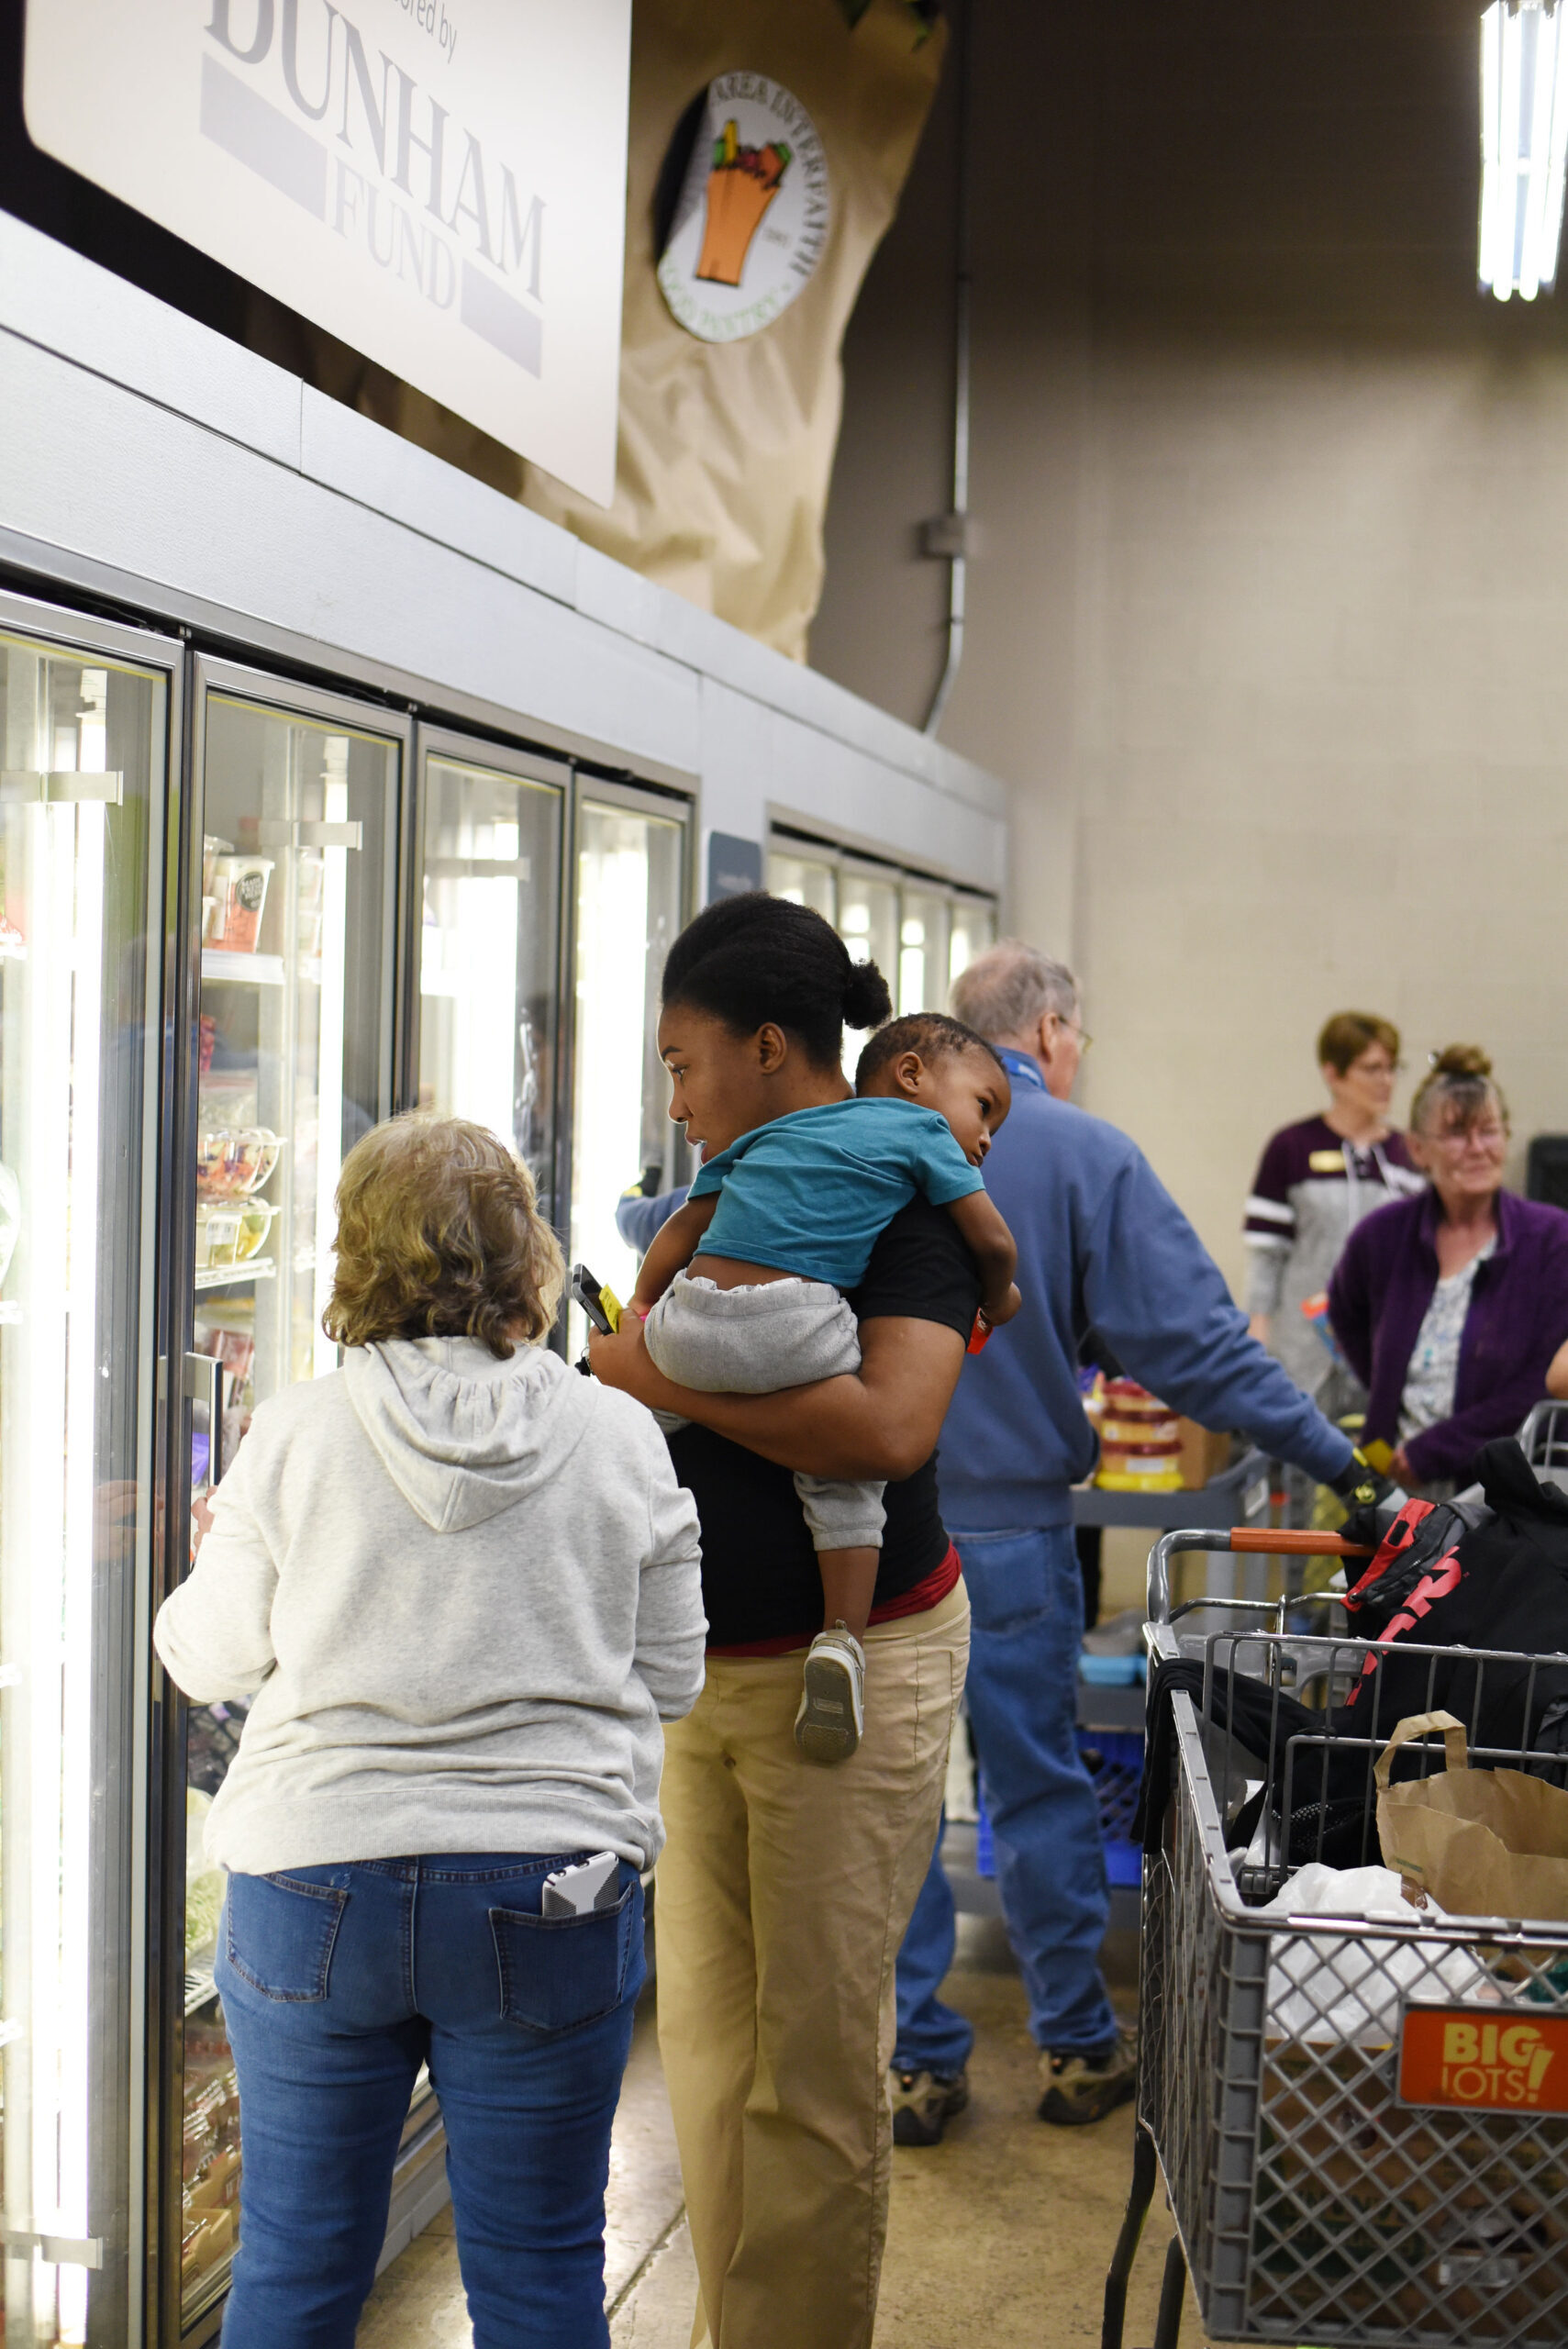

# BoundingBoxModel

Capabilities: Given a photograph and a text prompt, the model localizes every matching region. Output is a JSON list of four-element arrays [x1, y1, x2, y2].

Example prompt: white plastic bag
[[1252, 1862, 1492, 2044]]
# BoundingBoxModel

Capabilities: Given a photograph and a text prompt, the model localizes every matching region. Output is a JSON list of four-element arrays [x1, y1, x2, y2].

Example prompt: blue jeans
[[894, 1525, 1116, 2067], [216, 1852, 645, 2349]]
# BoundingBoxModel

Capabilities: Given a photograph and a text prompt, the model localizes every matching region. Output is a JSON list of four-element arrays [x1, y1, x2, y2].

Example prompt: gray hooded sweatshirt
[[154, 1337, 706, 1876]]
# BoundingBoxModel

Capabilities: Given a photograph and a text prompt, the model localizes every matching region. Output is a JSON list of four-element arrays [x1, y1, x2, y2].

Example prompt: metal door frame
[[401, 726, 573, 1230], [0, 584, 184, 2349], [157, 659, 411, 2349], [564, 774, 695, 1252]]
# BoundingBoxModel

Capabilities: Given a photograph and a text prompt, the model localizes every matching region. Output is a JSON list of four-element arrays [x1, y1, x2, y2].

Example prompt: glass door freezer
[[159, 665, 404, 2343], [0, 596, 178, 2347], [568, 784, 690, 1337], [412, 730, 569, 1227]]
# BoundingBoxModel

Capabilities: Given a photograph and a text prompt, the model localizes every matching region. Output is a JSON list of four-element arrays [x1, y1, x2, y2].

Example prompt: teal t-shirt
[[689, 1097, 985, 1292]]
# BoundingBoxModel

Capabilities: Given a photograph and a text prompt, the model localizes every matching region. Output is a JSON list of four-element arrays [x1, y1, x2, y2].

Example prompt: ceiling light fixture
[[1480, 0, 1568, 299]]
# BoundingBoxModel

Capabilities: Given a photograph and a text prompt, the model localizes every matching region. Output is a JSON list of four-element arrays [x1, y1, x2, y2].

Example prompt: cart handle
[[1147, 1526, 1371, 1627]]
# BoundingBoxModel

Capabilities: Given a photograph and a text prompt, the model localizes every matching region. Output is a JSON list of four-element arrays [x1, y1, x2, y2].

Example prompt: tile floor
[[359, 1920, 1204, 2346]]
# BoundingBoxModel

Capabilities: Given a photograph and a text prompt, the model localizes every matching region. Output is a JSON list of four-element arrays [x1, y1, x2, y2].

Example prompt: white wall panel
[[0, 213, 1007, 892]]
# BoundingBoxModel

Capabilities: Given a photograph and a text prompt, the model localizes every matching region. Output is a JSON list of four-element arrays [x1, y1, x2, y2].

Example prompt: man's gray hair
[[950, 939, 1079, 1043]]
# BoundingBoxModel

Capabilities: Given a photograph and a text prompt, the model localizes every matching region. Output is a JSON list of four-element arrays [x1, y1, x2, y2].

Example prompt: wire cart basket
[[1518, 1399, 1568, 1493], [1103, 1523, 1568, 2349]]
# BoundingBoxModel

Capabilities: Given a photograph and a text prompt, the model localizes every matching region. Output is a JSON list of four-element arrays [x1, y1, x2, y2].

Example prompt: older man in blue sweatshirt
[[888, 941, 1360, 2147]]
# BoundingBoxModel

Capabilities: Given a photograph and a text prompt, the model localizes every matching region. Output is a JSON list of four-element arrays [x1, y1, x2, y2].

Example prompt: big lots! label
[[1399, 2005, 1568, 2111]]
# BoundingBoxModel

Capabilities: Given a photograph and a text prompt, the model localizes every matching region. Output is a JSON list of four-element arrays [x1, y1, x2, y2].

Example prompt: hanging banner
[[21, 0, 630, 506], [518, 0, 946, 659]]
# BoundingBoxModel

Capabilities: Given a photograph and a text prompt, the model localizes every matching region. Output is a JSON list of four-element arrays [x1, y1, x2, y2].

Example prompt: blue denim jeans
[[894, 1525, 1117, 2067], [216, 1852, 645, 2349]]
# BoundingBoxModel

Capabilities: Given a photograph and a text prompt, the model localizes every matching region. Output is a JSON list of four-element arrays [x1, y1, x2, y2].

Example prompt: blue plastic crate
[[974, 1725, 1144, 1887]]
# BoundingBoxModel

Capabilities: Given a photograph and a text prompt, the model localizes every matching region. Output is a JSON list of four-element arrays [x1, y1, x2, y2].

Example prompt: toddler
[[630, 1011, 1019, 1764]]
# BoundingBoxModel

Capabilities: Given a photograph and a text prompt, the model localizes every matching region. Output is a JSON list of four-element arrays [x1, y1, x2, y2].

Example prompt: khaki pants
[[655, 1582, 970, 2349]]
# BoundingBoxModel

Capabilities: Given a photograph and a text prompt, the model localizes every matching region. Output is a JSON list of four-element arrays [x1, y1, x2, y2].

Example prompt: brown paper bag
[[1376, 1709, 1568, 1921]]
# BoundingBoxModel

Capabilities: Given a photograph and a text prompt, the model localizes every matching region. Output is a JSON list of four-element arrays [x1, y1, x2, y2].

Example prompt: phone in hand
[[570, 1264, 623, 1337]]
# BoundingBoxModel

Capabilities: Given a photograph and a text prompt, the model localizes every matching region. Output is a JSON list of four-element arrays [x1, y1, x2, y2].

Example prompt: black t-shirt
[[666, 1198, 982, 1646]]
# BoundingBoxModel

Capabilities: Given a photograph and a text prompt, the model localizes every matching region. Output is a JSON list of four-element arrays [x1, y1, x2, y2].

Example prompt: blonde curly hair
[[323, 1114, 564, 1357]]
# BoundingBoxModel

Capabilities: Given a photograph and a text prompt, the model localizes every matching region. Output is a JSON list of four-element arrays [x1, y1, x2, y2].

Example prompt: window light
[[1480, 0, 1568, 299]]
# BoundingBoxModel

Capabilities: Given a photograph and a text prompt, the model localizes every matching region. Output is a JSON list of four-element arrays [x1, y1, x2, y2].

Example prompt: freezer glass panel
[[949, 896, 996, 991], [0, 629, 163, 2345], [836, 870, 898, 1069], [417, 755, 562, 1216], [898, 890, 951, 1015], [570, 800, 685, 1329], [765, 851, 836, 925], [180, 693, 396, 2324]]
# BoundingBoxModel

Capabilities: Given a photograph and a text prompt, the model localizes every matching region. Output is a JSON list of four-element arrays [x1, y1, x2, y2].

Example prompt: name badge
[[1308, 1149, 1346, 1174]]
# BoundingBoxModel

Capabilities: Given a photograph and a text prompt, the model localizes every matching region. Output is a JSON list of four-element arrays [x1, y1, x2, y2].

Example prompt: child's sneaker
[[795, 1623, 865, 1765]]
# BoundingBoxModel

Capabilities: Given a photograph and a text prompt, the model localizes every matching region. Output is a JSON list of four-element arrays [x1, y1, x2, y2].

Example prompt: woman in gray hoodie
[[155, 1115, 706, 2349]]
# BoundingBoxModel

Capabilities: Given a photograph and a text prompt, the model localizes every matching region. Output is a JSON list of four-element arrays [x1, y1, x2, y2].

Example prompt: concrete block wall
[[1076, 343, 1568, 1291], [815, 0, 1568, 1293]]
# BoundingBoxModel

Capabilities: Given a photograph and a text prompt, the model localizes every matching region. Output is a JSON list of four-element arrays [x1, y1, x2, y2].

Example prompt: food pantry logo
[[657, 75, 828, 343]]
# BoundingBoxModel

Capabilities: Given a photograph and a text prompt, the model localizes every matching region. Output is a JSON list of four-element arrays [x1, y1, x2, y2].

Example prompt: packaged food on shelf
[[1095, 1377, 1184, 1491], [193, 1321, 255, 1387], [236, 1196, 279, 1260], [196, 1125, 280, 1199], [181, 2204, 234, 2292], [1175, 1416, 1232, 1489], [207, 853, 273, 954], [198, 1074, 259, 1130], [185, 1787, 225, 1957], [195, 1202, 243, 1271], [201, 835, 233, 899]]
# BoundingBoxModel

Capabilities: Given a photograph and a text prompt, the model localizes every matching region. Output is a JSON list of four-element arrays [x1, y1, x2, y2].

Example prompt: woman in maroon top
[[1329, 1046, 1568, 1492], [1242, 1009, 1421, 1397]]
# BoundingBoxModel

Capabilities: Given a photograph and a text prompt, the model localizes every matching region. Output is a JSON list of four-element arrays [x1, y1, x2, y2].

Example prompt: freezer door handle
[[0, 769, 124, 805], [252, 818, 363, 851], [0, 2229, 104, 2268], [183, 1351, 225, 1489]]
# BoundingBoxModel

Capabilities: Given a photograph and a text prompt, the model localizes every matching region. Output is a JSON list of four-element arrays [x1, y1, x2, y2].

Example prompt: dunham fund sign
[[23, 0, 630, 505]]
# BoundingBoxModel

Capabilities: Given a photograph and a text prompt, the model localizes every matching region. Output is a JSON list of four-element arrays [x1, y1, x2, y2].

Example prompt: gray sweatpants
[[642, 1271, 885, 1553]]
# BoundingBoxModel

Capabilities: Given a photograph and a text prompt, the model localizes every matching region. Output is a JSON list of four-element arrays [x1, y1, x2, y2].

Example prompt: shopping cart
[[1519, 1398, 1568, 1494], [1102, 1525, 1568, 2349]]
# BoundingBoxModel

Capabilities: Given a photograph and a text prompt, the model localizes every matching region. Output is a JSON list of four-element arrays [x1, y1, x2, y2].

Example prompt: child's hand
[[983, 1282, 1022, 1328]]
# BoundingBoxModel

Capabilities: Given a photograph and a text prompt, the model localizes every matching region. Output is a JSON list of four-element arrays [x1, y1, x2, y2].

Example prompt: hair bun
[[1430, 1043, 1493, 1080], [842, 957, 893, 1032]]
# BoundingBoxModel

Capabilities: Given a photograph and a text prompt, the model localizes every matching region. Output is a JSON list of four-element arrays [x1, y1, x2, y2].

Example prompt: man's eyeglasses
[[1051, 1013, 1094, 1052]]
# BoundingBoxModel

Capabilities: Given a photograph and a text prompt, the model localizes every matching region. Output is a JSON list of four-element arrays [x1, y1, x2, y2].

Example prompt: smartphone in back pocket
[[541, 1851, 621, 1917]]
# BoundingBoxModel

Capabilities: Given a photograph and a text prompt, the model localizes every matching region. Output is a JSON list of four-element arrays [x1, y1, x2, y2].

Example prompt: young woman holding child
[[590, 892, 1006, 2349]]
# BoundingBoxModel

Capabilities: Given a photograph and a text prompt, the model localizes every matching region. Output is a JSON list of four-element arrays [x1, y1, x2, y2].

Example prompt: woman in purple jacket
[[1329, 1046, 1568, 1493]]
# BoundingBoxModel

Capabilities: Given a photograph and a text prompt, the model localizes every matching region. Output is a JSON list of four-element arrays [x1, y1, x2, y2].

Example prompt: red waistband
[[706, 1543, 962, 1658]]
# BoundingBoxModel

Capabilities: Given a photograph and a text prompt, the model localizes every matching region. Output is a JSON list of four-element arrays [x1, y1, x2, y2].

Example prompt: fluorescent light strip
[[1480, 0, 1568, 299], [1481, 3, 1505, 290], [1521, 4, 1554, 294]]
